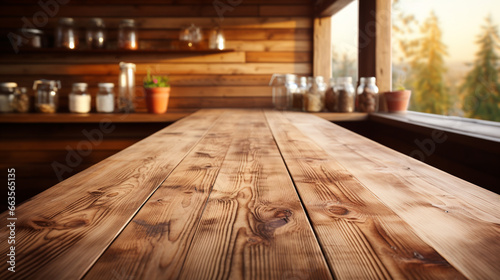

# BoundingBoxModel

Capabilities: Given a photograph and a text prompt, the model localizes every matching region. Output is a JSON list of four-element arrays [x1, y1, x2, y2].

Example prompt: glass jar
[[17, 28, 44, 49], [179, 24, 202, 49], [86, 18, 106, 49], [97, 83, 115, 113], [56, 17, 78, 49], [118, 62, 136, 112], [324, 77, 337, 112], [209, 27, 225, 50], [0, 82, 17, 113], [304, 76, 326, 112], [33, 79, 60, 113], [356, 77, 379, 112], [118, 19, 138, 50], [285, 74, 299, 111], [269, 74, 287, 110], [12, 87, 30, 113], [336, 77, 355, 113], [69, 83, 91, 113]]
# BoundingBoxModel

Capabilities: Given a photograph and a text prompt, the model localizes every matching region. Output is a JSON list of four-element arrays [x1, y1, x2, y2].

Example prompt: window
[[331, 0, 359, 83], [392, 0, 500, 122]]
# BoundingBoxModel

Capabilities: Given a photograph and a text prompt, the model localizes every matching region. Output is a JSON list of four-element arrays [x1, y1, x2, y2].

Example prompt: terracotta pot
[[385, 90, 411, 112], [144, 87, 170, 114]]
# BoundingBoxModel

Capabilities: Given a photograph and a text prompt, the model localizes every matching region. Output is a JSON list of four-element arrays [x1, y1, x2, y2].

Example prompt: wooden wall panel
[[0, 0, 313, 110]]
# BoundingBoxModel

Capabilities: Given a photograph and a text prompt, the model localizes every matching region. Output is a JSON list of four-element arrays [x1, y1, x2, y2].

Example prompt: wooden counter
[[1, 109, 498, 279]]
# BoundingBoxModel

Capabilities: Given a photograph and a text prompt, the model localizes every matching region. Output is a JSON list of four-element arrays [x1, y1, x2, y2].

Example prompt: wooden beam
[[313, 16, 332, 79], [315, 0, 354, 17], [376, 0, 392, 111], [358, 0, 392, 111], [358, 0, 376, 79]]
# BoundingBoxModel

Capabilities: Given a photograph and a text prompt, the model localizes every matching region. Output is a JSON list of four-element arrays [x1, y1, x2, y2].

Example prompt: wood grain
[[83, 110, 238, 279], [0, 63, 311, 75], [283, 111, 500, 279], [0, 110, 223, 280], [265, 111, 466, 279], [179, 110, 332, 279]]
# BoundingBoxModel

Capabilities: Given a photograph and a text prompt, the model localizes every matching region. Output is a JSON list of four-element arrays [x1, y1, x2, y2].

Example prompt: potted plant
[[143, 69, 170, 114], [385, 86, 411, 112]]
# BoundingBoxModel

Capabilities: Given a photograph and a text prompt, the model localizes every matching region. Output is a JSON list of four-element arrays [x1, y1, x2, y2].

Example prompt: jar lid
[[119, 62, 136, 70], [120, 19, 135, 26], [59, 17, 75, 25], [33, 79, 61, 89], [98, 83, 114, 88], [19, 28, 43, 35], [90, 18, 104, 27], [72, 83, 88, 91], [0, 82, 18, 89]]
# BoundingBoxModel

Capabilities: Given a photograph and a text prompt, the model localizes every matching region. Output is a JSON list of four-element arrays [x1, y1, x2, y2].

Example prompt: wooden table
[[1, 109, 499, 279]]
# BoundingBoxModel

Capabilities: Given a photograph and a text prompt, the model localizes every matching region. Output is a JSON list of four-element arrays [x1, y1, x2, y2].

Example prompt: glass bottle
[[324, 77, 337, 112], [0, 82, 16, 113], [118, 19, 138, 50], [56, 17, 78, 49], [33, 79, 61, 113], [269, 74, 287, 110], [86, 18, 106, 49], [336, 77, 355, 113], [209, 27, 225, 50], [356, 77, 379, 112], [69, 83, 91, 113], [97, 83, 115, 113], [12, 87, 30, 113], [118, 62, 136, 113]]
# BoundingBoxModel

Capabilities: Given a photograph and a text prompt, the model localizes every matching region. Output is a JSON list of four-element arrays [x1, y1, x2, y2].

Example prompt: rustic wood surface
[[1, 109, 499, 279], [0, 0, 314, 111]]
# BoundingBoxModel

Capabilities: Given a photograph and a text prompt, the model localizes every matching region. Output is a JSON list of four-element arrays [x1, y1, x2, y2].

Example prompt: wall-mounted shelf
[[1, 48, 235, 55]]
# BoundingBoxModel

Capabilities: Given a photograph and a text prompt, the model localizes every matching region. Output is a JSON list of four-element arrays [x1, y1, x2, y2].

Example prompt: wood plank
[[168, 96, 272, 108], [283, 111, 500, 279], [0, 74, 273, 87], [0, 4, 314, 17], [316, 0, 354, 17], [226, 40, 311, 52], [0, 28, 312, 41], [313, 17, 332, 78], [0, 17, 312, 29], [358, 0, 376, 79], [179, 110, 333, 279], [259, 5, 313, 17], [0, 51, 247, 64], [246, 51, 312, 63], [265, 111, 466, 279], [83, 110, 238, 279], [0, 110, 223, 280], [376, 0, 392, 111], [0, 63, 311, 75]]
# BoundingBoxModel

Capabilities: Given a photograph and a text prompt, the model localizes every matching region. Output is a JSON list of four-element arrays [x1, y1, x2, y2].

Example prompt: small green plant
[[143, 68, 170, 88]]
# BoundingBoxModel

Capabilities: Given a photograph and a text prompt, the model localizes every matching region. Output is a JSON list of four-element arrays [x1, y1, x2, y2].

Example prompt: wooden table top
[[1, 109, 499, 279]]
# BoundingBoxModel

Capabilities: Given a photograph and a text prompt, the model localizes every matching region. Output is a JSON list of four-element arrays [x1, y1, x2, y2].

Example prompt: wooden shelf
[[0, 111, 368, 123], [1, 48, 235, 55], [0, 110, 196, 123]]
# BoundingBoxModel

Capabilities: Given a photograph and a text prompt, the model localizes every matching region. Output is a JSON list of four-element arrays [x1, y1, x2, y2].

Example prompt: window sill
[[369, 111, 500, 150]]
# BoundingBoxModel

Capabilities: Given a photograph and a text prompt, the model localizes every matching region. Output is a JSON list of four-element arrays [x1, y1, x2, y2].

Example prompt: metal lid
[[90, 18, 105, 27], [19, 28, 43, 35], [98, 83, 114, 88], [33, 79, 61, 89], [120, 19, 135, 26], [0, 82, 18, 89], [59, 17, 75, 25], [72, 83, 88, 89], [119, 62, 136, 70]]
